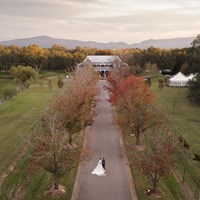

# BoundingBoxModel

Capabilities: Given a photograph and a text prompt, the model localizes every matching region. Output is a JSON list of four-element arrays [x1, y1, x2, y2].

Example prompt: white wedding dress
[[91, 159, 106, 176]]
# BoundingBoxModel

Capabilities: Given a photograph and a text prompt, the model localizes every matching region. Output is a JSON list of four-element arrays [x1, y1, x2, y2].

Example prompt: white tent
[[169, 72, 188, 87], [187, 73, 196, 81]]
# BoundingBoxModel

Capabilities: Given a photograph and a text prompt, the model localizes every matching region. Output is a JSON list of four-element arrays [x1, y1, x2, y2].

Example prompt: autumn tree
[[105, 64, 131, 98], [107, 74, 159, 146], [32, 107, 78, 191], [31, 65, 98, 196], [22, 45, 48, 73], [134, 126, 176, 194], [10, 65, 38, 91], [53, 64, 99, 144]]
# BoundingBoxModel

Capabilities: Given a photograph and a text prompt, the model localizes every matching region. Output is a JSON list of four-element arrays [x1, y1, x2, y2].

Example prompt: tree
[[107, 74, 158, 146], [22, 45, 48, 73], [158, 80, 164, 89], [188, 74, 200, 104], [189, 34, 200, 74], [47, 79, 53, 91], [10, 66, 38, 91], [144, 62, 159, 78], [53, 64, 98, 144], [180, 62, 191, 75], [134, 126, 176, 194], [31, 65, 98, 195], [32, 107, 78, 190], [191, 34, 200, 47], [0, 84, 18, 102]]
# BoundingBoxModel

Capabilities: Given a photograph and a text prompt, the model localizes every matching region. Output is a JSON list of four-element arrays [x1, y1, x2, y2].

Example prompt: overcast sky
[[0, 0, 199, 43]]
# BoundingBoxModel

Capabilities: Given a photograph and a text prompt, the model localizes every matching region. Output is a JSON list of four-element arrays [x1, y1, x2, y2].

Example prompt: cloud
[[0, 0, 199, 43], [61, 0, 102, 4]]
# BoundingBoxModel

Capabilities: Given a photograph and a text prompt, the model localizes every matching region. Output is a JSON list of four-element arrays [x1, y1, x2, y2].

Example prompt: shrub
[[0, 84, 18, 102]]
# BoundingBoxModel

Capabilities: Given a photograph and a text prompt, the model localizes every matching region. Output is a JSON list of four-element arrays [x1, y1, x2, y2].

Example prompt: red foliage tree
[[107, 74, 157, 145], [134, 126, 176, 193]]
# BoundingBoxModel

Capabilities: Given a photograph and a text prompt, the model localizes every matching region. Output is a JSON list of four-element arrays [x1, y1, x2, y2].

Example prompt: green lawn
[[39, 70, 66, 78], [0, 77, 59, 174], [125, 133, 186, 200], [0, 73, 82, 199], [0, 72, 12, 79], [151, 78, 200, 198], [151, 79, 200, 154], [124, 77, 200, 200]]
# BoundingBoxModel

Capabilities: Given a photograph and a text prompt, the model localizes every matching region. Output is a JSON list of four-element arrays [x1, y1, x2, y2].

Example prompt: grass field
[[123, 77, 200, 199], [124, 134, 186, 200], [151, 78, 200, 199], [152, 78, 200, 154], [0, 77, 59, 174], [39, 70, 66, 78], [0, 72, 81, 199]]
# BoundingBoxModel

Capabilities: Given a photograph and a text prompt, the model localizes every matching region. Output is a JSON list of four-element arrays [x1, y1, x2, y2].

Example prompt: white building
[[77, 55, 127, 77], [169, 72, 188, 87], [187, 73, 196, 81]]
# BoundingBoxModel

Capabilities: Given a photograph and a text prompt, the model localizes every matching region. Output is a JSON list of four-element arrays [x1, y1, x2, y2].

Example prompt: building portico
[[77, 55, 127, 77]]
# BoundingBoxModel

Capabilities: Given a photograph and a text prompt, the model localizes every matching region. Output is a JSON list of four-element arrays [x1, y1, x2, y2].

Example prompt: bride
[[91, 158, 106, 176]]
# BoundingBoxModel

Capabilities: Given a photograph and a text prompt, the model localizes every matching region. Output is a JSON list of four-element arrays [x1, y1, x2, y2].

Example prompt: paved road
[[74, 80, 134, 200]]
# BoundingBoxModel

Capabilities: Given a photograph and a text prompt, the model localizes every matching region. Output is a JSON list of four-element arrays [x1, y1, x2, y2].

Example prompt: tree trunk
[[135, 129, 140, 145], [69, 134, 72, 145], [136, 135, 140, 145], [53, 154, 59, 190], [54, 176, 59, 190], [152, 173, 157, 193]]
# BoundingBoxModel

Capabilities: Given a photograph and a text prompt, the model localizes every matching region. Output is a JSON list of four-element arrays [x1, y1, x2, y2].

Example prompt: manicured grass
[[21, 132, 83, 200], [151, 78, 200, 198], [124, 133, 186, 200], [0, 77, 59, 174], [0, 130, 83, 200], [39, 70, 66, 78], [0, 73, 83, 199], [0, 72, 12, 79], [123, 76, 200, 199], [151, 79, 200, 154]]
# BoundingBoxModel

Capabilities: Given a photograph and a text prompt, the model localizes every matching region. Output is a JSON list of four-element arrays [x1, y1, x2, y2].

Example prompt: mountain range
[[0, 36, 195, 49]]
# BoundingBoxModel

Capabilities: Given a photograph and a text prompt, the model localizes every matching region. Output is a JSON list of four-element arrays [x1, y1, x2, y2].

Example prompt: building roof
[[85, 55, 120, 63], [187, 73, 196, 80], [169, 72, 188, 81]]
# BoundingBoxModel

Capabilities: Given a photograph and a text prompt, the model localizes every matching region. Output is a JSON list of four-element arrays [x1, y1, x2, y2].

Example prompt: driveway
[[72, 80, 136, 200]]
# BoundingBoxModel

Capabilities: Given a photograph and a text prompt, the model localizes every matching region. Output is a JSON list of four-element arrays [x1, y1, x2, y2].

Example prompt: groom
[[102, 158, 105, 169]]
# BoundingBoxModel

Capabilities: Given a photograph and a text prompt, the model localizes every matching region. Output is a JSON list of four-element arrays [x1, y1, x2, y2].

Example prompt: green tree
[[0, 84, 18, 102], [191, 34, 200, 47], [189, 34, 200, 74], [188, 74, 200, 104], [10, 65, 38, 91]]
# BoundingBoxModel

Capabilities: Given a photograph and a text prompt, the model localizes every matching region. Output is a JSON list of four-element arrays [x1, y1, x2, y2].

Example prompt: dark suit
[[102, 158, 105, 169]]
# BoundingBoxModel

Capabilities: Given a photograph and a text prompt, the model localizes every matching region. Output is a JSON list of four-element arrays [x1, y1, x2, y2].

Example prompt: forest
[[0, 40, 200, 75]]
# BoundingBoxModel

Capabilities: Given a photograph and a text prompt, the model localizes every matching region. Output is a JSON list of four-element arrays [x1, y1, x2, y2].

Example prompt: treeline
[[0, 37, 200, 74]]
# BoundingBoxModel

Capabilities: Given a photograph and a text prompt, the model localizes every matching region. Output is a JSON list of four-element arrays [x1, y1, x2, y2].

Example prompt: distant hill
[[0, 36, 195, 49]]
